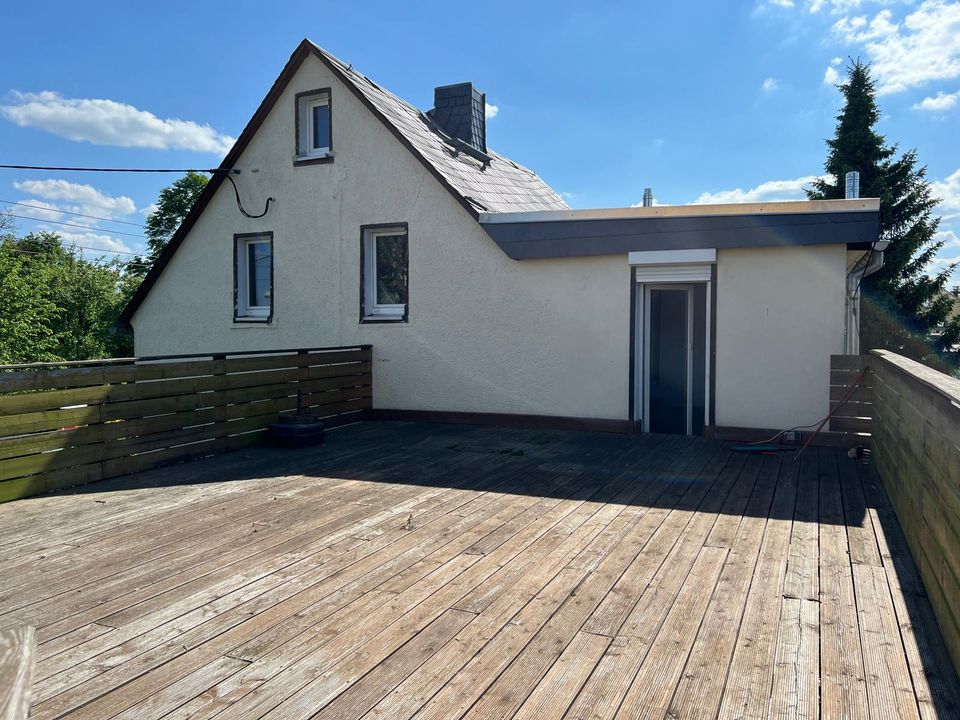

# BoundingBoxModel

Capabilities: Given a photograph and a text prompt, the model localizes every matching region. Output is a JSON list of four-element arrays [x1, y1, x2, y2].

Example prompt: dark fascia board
[[481, 210, 880, 260], [119, 39, 479, 328]]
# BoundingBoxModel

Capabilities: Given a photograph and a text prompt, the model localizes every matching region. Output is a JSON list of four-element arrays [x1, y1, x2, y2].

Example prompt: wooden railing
[[0, 346, 372, 503], [829, 354, 873, 441], [870, 349, 960, 675]]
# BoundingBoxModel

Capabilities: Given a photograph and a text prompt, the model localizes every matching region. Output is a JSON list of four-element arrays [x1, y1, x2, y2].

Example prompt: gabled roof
[[313, 43, 568, 215], [120, 39, 567, 326]]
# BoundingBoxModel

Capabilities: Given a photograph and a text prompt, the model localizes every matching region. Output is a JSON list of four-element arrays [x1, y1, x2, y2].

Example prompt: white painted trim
[[636, 285, 645, 431], [686, 288, 694, 436], [704, 278, 712, 430], [628, 249, 716, 266]]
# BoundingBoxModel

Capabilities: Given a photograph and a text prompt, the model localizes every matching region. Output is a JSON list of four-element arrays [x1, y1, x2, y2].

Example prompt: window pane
[[375, 234, 407, 305], [312, 103, 330, 150], [247, 242, 271, 307]]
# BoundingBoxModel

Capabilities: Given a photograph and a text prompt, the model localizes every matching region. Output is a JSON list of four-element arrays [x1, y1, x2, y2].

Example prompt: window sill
[[360, 315, 406, 325], [233, 317, 274, 326], [293, 152, 334, 167]]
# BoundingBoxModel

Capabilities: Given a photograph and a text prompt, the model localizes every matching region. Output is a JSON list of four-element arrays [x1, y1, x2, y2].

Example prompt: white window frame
[[363, 226, 407, 321], [297, 93, 330, 159], [235, 234, 272, 320]]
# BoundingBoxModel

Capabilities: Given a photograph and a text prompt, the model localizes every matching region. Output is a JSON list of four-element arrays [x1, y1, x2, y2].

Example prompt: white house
[[120, 39, 880, 437]]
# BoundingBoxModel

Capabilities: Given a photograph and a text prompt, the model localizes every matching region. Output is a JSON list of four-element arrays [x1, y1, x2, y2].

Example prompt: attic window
[[295, 89, 332, 162]]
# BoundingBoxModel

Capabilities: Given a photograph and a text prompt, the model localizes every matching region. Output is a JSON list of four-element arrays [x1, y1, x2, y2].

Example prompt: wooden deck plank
[[0, 626, 34, 720], [819, 446, 871, 720], [562, 450, 757, 720], [716, 456, 799, 720], [0, 423, 954, 720], [613, 545, 728, 718], [663, 454, 784, 720], [236, 468, 623, 720], [457, 439, 731, 720], [29, 451, 549, 716], [359, 443, 670, 720], [852, 562, 921, 719], [57, 442, 607, 720], [513, 631, 611, 720], [769, 452, 821, 720]]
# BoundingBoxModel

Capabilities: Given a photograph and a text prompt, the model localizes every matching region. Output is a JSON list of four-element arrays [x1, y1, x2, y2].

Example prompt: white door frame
[[642, 284, 694, 435], [632, 257, 713, 435]]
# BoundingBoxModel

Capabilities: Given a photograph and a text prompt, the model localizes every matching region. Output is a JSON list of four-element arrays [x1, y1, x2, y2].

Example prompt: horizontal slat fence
[[869, 349, 960, 676], [0, 346, 372, 502], [829, 354, 872, 439]]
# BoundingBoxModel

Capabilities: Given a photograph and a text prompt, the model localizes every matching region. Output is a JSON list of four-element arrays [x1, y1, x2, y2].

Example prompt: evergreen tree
[[808, 60, 960, 367]]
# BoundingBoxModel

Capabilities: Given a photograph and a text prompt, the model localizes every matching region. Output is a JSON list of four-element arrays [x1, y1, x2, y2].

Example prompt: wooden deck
[[1, 421, 958, 719]]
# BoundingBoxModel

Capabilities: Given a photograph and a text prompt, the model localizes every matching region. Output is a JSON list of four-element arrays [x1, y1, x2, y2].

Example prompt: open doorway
[[634, 269, 711, 435]]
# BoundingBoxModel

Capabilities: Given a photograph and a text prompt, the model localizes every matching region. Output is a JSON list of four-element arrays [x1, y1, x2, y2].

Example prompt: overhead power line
[[12, 245, 139, 258], [0, 164, 236, 174], [5, 213, 146, 239], [0, 199, 145, 227]]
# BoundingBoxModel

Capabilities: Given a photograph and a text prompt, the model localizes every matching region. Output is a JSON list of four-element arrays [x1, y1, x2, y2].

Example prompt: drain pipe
[[843, 171, 888, 354]]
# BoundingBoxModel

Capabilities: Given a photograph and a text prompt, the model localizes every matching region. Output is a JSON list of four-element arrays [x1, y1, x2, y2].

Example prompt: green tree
[[0, 234, 62, 364], [808, 60, 960, 367], [130, 171, 208, 276], [0, 226, 136, 363]]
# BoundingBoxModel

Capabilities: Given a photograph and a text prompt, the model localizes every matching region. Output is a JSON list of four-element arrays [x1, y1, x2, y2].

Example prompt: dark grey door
[[648, 288, 688, 434]]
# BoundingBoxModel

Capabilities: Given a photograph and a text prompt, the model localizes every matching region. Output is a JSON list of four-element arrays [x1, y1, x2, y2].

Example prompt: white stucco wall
[[131, 54, 631, 420], [714, 245, 847, 430]]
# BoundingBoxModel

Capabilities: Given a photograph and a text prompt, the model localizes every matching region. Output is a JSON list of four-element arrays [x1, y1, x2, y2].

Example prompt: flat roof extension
[[480, 198, 880, 259]]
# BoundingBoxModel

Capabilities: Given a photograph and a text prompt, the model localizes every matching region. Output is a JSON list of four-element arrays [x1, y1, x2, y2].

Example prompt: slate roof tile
[[312, 42, 568, 215]]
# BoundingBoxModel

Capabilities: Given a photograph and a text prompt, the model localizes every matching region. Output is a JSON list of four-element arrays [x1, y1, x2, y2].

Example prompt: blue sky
[[1, 0, 958, 281]]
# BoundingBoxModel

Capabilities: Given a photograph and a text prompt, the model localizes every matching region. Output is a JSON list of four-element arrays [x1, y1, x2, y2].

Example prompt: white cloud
[[484, 102, 499, 120], [832, 1, 960, 95], [692, 175, 826, 204], [929, 253, 960, 273], [913, 90, 960, 112], [11, 199, 64, 222], [936, 229, 960, 249], [932, 168, 960, 221], [832, 8, 898, 42], [50, 230, 134, 255], [140, 202, 159, 217], [762, 77, 780, 93], [14, 179, 136, 219], [0, 91, 235, 154], [767, 0, 902, 14], [824, 65, 841, 84]]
